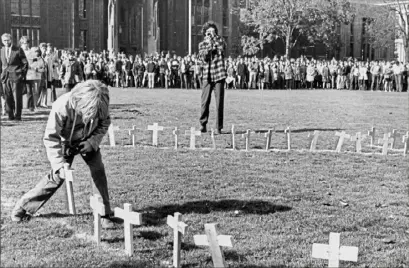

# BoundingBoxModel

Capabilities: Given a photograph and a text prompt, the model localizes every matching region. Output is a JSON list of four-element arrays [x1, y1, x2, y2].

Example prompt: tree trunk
[[285, 26, 292, 59]]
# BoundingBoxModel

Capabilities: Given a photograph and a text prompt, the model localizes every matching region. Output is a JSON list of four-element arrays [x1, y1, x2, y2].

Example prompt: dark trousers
[[14, 149, 111, 215], [200, 80, 225, 130], [48, 80, 57, 103], [64, 83, 76, 93], [3, 79, 23, 119]]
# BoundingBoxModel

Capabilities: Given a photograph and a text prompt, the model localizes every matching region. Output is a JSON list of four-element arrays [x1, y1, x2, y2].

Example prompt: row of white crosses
[[108, 124, 409, 156], [88, 196, 357, 268]]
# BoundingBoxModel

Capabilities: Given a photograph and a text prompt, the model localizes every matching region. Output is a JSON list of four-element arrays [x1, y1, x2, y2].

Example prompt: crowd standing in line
[[1, 33, 408, 119]]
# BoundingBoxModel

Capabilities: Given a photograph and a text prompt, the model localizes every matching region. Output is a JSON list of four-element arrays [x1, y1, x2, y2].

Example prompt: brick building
[[0, 0, 240, 56]]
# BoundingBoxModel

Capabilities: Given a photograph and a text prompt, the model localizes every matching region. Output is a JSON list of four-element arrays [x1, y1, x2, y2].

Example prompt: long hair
[[69, 80, 110, 124]]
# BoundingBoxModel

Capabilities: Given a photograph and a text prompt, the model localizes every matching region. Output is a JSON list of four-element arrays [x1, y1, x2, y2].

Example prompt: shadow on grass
[[137, 230, 164, 241], [106, 260, 158, 268], [222, 128, 343, 135], [37, 212, 92, 218], [143, 199, 292, 226]]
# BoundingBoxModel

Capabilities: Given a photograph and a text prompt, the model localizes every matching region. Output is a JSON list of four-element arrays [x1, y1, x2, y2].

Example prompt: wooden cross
[[211, 129, 217, 150], [167, 212, 188, 268], [335, 131, 351, 153], [90, 194, 106, 245], [185, 127, 201, 149], [128, 126, 141, 147], [242, 129, 251, 151], [173, 127, 180, 150], [402, 132, 409, 156], [108, 124, 120, 147], [265, 129, 273, 151], [231, 125, 236, 150], [114, 203, 142, 256], [378, 133, 393, 156], [308, 131, 320, 152], [350, 132, 364, 153], [388, 129, 399, 149], [193, 224, 233, 268], [284, 127, 291, 150], [64, 163, 76, 215], [148, 123, 164, 146], [312, 232, 358, 268], [368, 126, 376, 147]]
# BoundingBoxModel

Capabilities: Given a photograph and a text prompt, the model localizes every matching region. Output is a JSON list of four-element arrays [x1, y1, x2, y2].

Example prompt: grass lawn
[[1, 88, 408, 268]]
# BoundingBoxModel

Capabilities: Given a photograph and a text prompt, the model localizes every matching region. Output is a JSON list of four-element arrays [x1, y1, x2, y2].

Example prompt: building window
[[222, 0, 229, 27], [21, 0, 30, 16], [79, 0, 87, 19], [203, 0, 209, 23], [32, 0, 40, 16], [193, 0, 210, 26], [194, 0, 202, 25], [11, 0, 19, 15]]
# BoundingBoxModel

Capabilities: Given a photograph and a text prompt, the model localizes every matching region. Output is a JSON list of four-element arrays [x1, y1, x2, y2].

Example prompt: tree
[[361, 4, 395, 58], [385, 0, 409, 62], [240, 0, 355, 58]]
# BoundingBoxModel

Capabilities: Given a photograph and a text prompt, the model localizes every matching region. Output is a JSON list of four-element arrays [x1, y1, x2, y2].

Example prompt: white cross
[[350, 132, 364, 153], [388, 129, 399, 149], [378, 133, 393, 156], [108, 124, 120, 147], [128, 126, 141, 147], [402, 131, 409, 156], [193, 224, 233, 268], [368, 126, 376, 147], [173, 127, 180, 150], [312, 232, 358, 268], [167, 212, 188, 268], [114, 203, 142, 256], [90, 194, 106, 245], [308, 130, 320, 151], [242, 129, 251, 151], [334, 131, 351, 153], [185, 127, 201, 149], [284, 127, 291, 150], [147, 123, 164, 146], [64, 163, 76, 215], [210, 129, 217, 150], [231, 125, 237, 150], [265, 129, 273, 151]]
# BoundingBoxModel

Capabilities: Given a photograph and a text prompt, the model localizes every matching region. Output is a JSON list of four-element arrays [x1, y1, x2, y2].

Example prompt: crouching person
[[11, 80, 115, 228]]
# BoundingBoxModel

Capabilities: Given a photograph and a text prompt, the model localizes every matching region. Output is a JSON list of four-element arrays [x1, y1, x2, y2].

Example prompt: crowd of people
[[2, 34, 408, 118]]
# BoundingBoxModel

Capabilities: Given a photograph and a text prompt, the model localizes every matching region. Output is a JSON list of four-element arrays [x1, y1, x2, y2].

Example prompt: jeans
[[395, 74, 403, 92], [14, 149, 111, 215], [148, 72, 155, 88], [200, 79, 225, 130], [26, 80, 40, 110]]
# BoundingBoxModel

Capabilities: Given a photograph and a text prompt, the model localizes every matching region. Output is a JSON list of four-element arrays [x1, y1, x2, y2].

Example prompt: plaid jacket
[[198, 36, 227, 83]]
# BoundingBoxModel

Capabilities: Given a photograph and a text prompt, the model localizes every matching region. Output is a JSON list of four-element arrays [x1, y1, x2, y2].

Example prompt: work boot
[[11, 206, 30, 222], [101, 216, 115, 229]]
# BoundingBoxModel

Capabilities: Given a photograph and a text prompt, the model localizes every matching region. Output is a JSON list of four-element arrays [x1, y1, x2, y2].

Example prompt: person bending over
[[11, 80, 115, 228]]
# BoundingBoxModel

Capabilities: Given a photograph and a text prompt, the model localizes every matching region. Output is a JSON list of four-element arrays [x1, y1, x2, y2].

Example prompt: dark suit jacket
[[0, 45, 28, 83]]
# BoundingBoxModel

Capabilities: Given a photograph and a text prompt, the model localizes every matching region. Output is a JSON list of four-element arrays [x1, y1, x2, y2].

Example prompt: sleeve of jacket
[[198, 40, 213, 62], [43, 99, 69, 172], [87, 115, 111, 151]]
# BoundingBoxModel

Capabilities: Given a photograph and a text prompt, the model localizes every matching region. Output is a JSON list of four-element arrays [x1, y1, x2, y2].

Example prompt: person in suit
[[0, 33, 28, 120], [60, 50, 82, 92], [198, 22, 227, 134]]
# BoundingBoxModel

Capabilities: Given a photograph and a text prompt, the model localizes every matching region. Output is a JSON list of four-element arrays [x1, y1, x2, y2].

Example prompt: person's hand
[[79, 140, 93, 153], [56, 167, 65, 179]]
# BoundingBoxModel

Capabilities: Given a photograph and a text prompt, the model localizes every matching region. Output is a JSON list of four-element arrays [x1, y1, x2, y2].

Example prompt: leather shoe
[[200, 125, 207, 133], [215, 129, 222, 135], [11, 206, 29, 222]]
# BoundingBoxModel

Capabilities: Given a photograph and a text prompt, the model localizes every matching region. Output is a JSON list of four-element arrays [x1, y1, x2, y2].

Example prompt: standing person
[[198, 21, 227, 134], [146, 57, 156, 89], [20, 36, 36, 111], [193, 58, 203, 89], [45, 45, 59, 103], [236, 57, 246, 89], [393, 61, 404, 92], [28, 47, 46, 110], [10, 80, 115, 228], [370, 61, 381, 91], [0, 33, 28, 121], [283, 61, 293, 90], [60, 51, 82, 92]]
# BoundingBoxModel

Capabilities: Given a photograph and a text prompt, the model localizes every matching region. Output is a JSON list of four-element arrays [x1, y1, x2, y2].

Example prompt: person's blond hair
[[69, 80, 110, 124]]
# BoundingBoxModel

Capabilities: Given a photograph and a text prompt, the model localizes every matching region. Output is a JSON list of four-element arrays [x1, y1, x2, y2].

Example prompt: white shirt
[[5, 46, 12, 62]]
